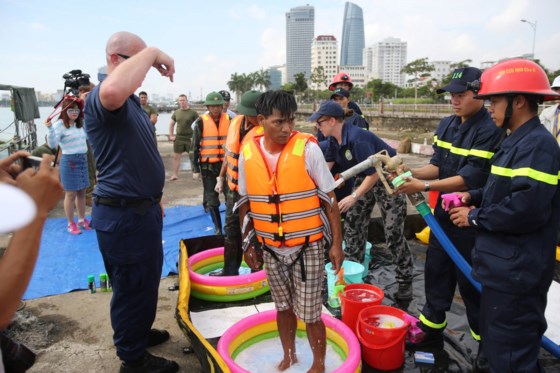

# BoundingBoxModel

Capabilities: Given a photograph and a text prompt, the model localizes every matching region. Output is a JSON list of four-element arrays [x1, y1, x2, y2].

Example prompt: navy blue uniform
[[420, 107, 503, 338], [324, 124, 413, 284], [467, 117, 560, 371], [85, 85, 165, 362]]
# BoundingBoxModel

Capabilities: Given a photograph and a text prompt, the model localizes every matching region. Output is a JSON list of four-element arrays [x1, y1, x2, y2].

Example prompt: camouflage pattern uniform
[[344, 176, 413, 285]]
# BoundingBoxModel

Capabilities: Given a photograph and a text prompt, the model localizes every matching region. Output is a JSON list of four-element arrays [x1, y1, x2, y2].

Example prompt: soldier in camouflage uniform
[[311, 100, 413, 300], [344, 177, 413, 300], [192, 92, 230, 234], [212, 90, 263, 275]]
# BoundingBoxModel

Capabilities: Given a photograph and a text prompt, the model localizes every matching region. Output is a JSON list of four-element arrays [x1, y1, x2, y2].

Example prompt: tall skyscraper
[[364, 37, 407, 87], [266, 66, 283, 90], [340, 2, 365, 66], [286, 5, 315, 83], [311, 35, 338, 90]]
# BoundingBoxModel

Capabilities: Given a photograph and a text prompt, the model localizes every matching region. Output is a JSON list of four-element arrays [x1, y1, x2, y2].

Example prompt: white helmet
[[552, 75, 560, 89]]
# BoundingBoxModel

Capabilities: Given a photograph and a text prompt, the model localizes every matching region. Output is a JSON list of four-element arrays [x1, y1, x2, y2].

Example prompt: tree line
[[227, 58, 560, 106]]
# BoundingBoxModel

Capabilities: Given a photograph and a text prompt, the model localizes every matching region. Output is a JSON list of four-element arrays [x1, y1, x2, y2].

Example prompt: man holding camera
[[84, 31, 178, 373]]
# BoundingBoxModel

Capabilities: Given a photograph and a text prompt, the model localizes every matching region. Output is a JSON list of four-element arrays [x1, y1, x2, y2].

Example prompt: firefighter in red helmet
[[450, 58, 560, 372], [328, 72, 363, 115]]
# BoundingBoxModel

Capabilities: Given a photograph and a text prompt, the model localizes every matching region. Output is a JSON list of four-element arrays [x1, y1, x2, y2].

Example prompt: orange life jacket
[[242, 131, 325, 248], [200, 113, 230, 163], [225, 115, 263, 192]]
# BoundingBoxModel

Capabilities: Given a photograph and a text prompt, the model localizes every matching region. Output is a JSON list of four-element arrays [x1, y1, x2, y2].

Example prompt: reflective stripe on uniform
[[470, 328, 481, 341], [491, 165, 559, 185], [419, 313, 447, 330], [434, 135, 494, 159]]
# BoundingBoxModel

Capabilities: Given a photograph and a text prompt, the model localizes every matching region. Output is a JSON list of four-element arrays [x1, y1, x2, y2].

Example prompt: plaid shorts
[[263, 241, 325, 323]]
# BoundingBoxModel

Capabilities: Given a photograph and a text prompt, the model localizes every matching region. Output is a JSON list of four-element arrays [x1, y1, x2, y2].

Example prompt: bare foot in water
[[306, 363, 325, 373], [278, 353, 298, 371]]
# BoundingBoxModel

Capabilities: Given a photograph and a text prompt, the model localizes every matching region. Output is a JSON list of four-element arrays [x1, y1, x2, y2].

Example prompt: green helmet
[[236, 90, 262, 116], [204, 91, 225, 106]]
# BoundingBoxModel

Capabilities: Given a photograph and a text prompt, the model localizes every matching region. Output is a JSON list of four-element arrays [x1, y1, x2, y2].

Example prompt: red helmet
[[475, 58, 560, 101], [329, 72, 353, 91]]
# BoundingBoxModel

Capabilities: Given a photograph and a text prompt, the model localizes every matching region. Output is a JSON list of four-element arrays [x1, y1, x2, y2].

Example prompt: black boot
[[395, 282, 413, 301], [474, 342, 491, 372], [210, 239, 243, 276], [209, 207, 223, 235]]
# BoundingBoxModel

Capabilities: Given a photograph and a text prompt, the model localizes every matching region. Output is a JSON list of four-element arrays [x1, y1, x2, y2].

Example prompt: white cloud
[[258, 27, 285, 68], [487, 0, 531, 32]]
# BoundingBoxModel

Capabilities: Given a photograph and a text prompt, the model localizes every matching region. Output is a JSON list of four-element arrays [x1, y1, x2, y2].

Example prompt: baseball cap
[[436, 67, 482, 94], [330, 88, 350, 99], [0, 183, 37, 233], [308, 101, 344, 122]]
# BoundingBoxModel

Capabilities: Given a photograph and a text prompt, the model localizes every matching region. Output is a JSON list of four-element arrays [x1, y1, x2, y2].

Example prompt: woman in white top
[[46, 96, 90, 235]]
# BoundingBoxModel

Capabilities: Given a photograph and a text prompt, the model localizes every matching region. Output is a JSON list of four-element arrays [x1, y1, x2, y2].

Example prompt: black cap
[[436, 67, 482, 94], [307, 101, 344, 122], [330, 88, 350, 99]]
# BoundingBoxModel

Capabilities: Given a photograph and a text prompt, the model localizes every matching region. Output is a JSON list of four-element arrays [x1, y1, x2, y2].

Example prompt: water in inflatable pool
[[207, 266, 252, 276], [234, 335, 345, 372]]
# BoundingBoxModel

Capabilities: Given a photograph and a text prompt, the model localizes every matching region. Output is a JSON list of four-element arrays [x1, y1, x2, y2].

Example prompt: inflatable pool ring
[[217, 310, 361, 373], [189, 247, 269, 302], [415, 226, 430, 244]]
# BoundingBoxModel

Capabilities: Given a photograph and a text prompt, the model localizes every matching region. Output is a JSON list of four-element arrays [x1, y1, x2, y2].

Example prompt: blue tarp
[[23, 204, 225, 300]]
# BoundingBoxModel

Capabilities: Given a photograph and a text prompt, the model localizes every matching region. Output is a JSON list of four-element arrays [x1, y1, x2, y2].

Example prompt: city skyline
[[1, 0, 559, 99]]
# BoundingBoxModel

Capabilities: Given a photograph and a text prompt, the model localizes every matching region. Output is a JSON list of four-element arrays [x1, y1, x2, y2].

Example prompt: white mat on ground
[[545, 280, 560, 344], [190, 303, 332, 339]]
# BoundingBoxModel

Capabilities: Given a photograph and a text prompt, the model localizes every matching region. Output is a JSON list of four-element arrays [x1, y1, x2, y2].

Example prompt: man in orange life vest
[[212, 90, 263, 276], [237, 90, 343, 373], [192, 91, 230, 234]]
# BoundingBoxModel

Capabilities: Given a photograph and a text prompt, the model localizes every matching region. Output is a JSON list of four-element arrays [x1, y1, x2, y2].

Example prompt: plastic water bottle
[[87, 275, 96, 294], [99, 273, 108, 292]]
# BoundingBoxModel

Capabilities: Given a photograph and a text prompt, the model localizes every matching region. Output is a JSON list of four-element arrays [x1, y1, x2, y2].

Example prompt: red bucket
[[357, 322, 407, 371], [339, 284, 384, 334], [357, 305, 409, 345]]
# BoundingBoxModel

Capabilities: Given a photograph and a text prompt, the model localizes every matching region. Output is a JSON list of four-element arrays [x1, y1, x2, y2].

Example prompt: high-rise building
[[286, 5, 314, 83], [311, 35, 338, 90], [340, 2, 365, 66], [338, 65, 367, 89], [266, 66, 283, 90], [364, 37, 407, 87], [431, 61, 452, 83]]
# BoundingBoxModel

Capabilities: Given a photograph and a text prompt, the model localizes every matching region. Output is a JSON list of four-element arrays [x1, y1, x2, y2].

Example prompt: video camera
[[62, 69, 90, 96]]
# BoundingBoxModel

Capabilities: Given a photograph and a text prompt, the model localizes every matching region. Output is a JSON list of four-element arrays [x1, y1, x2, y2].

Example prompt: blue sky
[[1, 0, 559, 101]]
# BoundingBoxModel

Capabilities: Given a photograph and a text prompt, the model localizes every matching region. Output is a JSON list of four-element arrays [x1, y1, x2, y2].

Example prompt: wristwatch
[[351, 192, 358, 200], [424, 182, 430, 192]]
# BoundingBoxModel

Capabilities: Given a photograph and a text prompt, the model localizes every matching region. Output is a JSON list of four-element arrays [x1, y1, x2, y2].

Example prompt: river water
[[0, 106, 175, 144]]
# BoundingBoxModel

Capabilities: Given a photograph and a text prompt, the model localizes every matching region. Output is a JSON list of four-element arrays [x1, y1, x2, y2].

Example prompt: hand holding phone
[[22, 156, 44, 170]]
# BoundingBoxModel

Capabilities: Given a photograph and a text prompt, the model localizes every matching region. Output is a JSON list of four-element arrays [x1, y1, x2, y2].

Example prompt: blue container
[[325, 260, 365, 302], [342, 241, 373, 279]]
